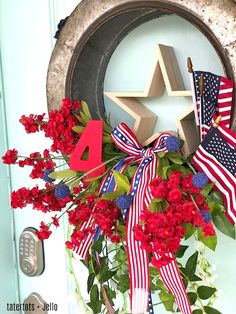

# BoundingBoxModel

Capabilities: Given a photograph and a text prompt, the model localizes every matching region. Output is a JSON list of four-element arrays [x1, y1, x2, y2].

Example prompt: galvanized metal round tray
[[47, 0, 236, 127]]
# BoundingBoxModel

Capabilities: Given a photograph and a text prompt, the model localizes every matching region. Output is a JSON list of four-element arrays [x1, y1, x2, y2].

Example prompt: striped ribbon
[[75, 123, 192, 314]]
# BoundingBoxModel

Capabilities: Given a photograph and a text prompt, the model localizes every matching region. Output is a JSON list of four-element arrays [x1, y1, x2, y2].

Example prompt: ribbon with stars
[[75, 123, 192, 314]]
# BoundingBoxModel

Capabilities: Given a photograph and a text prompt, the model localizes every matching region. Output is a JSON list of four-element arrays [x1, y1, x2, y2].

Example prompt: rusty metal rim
[[47, 0, 235, 125]]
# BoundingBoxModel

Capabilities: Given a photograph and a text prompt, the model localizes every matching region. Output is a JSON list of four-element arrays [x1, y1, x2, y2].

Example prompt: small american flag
[[193, 124, 236, 224], [193, 71, 233, 140]]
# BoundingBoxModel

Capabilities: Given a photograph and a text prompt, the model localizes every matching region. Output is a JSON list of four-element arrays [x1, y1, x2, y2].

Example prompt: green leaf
[[81, 100, 92, 119], [103, 135, 112, 143], [204, 306, 222, 314], [72, 125, 84, 133], [162, 166, 171, 179], [185, 252, 198, 278], [197, 286, 217, 300], [99, 265, 117, 282], [149, 266, 159, 277], [183, 223, 196, 239], [114, 248, 127, 264], [101, 190, 124, 200], [103, 121, 112, 133], [200, 183, 214, 197], [80, 110, 90, 123], [212, 212, 235, 239], [154, 278, 166, 290], [117, 274, 130, 293], [158, 152, 166, 158], [88, 284, 101, 313], [182, 277, 188, 289], [209, 191, 224, 205], [76, 114, 87, 126], [168, 156, 183, 164], [48, 169, 78, 179], [87, 273, 95, 293], [148, 198, 164, 213], [125, 165, 137, 180], [157, 157, 169, 176], [208, 202, 225, 215], [175, 245, 189, 258], [169, 164, 192, 175], [197, 229, 217, 251], [92, 235, 104, 254], [189, 274, 202, 282], [112, 170, 130, 193], [187, 292, 197, 305], [159, 290, 175, 311], [192, 310, 203, 314]]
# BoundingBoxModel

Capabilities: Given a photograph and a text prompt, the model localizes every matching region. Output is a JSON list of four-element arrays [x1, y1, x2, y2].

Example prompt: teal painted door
[[0, 1, 81, 314], [0, 53, 20, 314]]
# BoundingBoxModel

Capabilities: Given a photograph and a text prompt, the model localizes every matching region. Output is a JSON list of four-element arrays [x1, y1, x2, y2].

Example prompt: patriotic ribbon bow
[[75, 123, 192, 314]]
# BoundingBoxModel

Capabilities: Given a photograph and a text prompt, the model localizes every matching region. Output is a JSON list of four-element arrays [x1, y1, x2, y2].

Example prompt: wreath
[[2, 66, 236, 314]]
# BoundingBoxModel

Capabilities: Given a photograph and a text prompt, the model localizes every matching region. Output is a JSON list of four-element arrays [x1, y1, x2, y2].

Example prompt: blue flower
[[43, 169, 55, 183], [116, 194, 133, 210], [200, 210, 212, 223], [165, 136, 181, 152], [192, 172, 208, 189], [55, 184, 70, 199]]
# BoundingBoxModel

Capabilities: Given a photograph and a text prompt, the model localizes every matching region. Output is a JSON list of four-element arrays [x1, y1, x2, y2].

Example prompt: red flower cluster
[[134, 171, 215, 267], [19, 113, 45, 133], [19, 98, 81, 154], [66, 197, 121, 250], [2, 149, 18, 164], [36, 221, 52, 240], [11, 184, 71, 212]]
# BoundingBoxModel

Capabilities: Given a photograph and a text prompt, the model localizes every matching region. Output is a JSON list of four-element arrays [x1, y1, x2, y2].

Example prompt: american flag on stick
[[193, 117, 236, 224], [187, 58, 233, 140]]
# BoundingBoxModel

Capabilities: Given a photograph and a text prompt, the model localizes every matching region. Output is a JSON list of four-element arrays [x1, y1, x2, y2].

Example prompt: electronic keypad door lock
[[19, 227, 45, 276]]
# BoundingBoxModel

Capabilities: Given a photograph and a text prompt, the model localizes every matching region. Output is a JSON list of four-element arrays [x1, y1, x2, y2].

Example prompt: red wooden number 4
[[70, 120, 105, 178]]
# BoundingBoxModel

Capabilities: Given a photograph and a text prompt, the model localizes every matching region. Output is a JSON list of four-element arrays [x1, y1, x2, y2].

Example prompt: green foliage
[[91, 236, 104, 254], [48, 169, 78, 179], [183, 223, 197, 239], [197, 229, 217, 251], [159, 289, 175, 311], [192, 310, 203, 314], [204, 306, 222, 314], [117, 274, 130, 293], [200, 183, 214, 197], [187, 292, 198, 305], [197, 286, 216, 300], [87, 273, 95, 293], [112, 170, 130, 193], [81, 100, 92, 119], [87, 284, 102, 313], [185, 252, 198, 278], [212, 212, 235, 239], [101, 190, 124, 200], [175, 245, 189, 258]]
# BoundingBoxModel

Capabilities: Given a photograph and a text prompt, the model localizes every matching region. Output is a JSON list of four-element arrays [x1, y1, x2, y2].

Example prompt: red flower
[[182, 174, 193, 191], [65, 241, 73, 249], [202, 223, 215, 237], [2, 149, 18, 164], [195, 195, 205, 206], [167, 189, 183, 203], [52, 215, 60, 227], [110, 235, 121, 243], [150, 182, 168, 198], [168, 237, 180, 252], [36, 222, 52, 239]]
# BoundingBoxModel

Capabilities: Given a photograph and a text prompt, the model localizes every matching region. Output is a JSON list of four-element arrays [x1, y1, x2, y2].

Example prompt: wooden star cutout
[[105, 44, 193, 147]]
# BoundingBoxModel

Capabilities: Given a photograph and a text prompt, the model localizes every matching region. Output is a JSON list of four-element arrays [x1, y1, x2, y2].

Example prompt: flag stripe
[[193, 148, 236, 223]]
